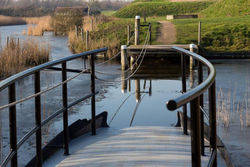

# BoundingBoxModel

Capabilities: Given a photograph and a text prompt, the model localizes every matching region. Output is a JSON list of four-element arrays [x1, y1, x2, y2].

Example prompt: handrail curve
[[167, 46, 216, 110]]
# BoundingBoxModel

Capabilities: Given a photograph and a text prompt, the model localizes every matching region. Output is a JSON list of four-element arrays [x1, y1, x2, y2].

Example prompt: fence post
[[198, 61, 205, 156], [35, 72, 42, 166], [62, 62, 69, 155], [127, 25, 131, 46], [181, 53, 188, 135], [90, 54, 96, 135], [190, 97, 201, 167], [86, 31, 89, 50], [8, 83, 17, 167], [209, 81, 217, 167], [135, 16, 140, 45], [121, 45, 128, 70], [189, 44, 195, 88]]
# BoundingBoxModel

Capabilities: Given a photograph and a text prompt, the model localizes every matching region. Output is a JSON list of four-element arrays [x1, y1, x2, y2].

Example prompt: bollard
[[135, 16, 140, 45], [121, 45, 128, 70]]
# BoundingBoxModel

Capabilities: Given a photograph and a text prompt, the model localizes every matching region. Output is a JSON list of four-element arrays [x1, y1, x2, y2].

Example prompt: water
[[0, 25, 249, 166]]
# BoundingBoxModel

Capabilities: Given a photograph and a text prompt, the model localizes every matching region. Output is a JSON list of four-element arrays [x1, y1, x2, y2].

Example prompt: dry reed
[[0, 37, 50, 79], [0, 15, 26, 26], [24, 16, 53, 36]]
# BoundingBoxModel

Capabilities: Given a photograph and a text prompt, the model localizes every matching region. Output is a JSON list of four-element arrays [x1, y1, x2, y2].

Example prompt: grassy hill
[[114, 1, 213, 18], [200, 0, 250, 17]]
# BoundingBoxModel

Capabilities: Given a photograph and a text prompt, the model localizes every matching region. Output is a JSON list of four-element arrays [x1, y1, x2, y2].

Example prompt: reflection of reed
[[217, 78, 250, 129]]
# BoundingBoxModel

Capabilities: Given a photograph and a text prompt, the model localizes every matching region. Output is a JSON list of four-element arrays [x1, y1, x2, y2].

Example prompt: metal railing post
[[190, 97, 201, 167], [209, 81, 217, 167], [149, 23, 152, 45], [198, 62, 205, 156], [62, 62, 69, 155], [35, 72, 42, 166], [181, 53, 188, 135], [90, 54, 96, 135], [8, 83, 17, 167]]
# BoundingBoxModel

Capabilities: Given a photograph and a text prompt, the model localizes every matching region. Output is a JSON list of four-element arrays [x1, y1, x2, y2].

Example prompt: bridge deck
[[44, 126, 210, 167], [128, 44, 197, 56]]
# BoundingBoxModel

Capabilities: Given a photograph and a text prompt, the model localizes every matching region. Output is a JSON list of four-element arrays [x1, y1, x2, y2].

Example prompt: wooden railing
[[167, 46, 217, 167], [0, 48, 107, 167]]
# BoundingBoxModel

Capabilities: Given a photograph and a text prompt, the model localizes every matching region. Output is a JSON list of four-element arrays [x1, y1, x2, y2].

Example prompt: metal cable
[[0, 68, 88, 111], [95, 30, 150, 83]]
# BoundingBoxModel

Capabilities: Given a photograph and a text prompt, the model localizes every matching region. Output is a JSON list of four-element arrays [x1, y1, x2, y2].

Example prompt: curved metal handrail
[[0, 48, 108, 92], [166, 46, 216, 110]]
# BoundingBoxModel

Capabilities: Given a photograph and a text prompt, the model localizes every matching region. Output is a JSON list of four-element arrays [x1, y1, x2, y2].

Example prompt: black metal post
[[209, 81, 217, 167], [62, 62, 69, 155], [181, 53, 188, 135], [190, 97, 201, 167], [8, 83, 17, 167], [198, 62, 205, 156], [90, 54, 96, 135], [149, 23, 152, 45], [35, 72, 42, 166]]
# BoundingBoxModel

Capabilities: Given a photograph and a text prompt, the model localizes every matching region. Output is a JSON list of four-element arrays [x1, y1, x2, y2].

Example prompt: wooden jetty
[[44, 126, 210, 167], [128, 44, 198, 57]]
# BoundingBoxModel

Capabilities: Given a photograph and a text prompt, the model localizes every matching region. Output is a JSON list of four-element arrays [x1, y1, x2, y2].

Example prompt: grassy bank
[[114, 1, 213, 18], [200, 0, 250, 17], [0, 38, 50, 79], [68, 16, 159, 57], [173, 16, 250, 51]]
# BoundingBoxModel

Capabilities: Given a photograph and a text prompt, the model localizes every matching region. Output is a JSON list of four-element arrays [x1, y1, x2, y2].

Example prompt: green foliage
[[51, 9, 83, 35], [114, 1, 213, 18], [173, 16, 250, 51], [200, 0, 250, 17]]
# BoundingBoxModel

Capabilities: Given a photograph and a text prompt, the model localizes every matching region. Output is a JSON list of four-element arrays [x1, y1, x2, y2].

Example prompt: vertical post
[[121, 45, 128, 70], [90, 54, 96, 135], [75, 26, 78, 36], [62, 62, 69, 155], [149, 80, 152, 96], [190, 97, 201, 167], [127, 25, 131, 46], [198, 21, 201, 46], [135, 16, 140, 45], [198, 62, 205, 156], [130, 56, 135, 70], [86, 31, 89, 50], [149, 23, 152, 45], [135, 79, 141, 103], [181, 53, 188, 135], [35, 72, 42, 166], [81, 28, 84, 41], [8, 83, 17, 167], [209, 81, 217, 167], [189, 44, 195, 88]]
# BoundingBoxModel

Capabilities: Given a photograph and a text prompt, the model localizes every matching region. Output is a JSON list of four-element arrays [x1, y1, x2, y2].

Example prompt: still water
[[0, 25, 249, 166]]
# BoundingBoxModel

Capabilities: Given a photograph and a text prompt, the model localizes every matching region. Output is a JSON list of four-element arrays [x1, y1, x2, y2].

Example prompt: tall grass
[[0, 37, 50, 79], [0, 15, 26, 26], [24, 16, 53, 36]]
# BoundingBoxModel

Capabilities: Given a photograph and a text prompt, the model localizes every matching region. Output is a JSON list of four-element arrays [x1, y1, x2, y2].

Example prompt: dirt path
[[156, 21, 176, 45]]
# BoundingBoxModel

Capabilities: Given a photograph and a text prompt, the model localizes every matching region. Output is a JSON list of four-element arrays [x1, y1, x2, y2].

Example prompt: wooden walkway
[[128, 44, 198, 56], [44, 126, 210, 167]]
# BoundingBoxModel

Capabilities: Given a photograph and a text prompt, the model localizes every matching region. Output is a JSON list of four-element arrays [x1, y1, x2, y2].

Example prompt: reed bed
[[0, 37, 50, 79], [24, 16, 53, 36], [0, 15, 26, 26], [217, 79, 250, 129]]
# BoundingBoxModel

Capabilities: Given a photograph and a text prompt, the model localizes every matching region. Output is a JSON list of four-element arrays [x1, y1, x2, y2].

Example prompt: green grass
[[173, 16, 250, 51], [101, 10, 116, 16], [200, 0, 250, 17], [114, 1, 213, 18]]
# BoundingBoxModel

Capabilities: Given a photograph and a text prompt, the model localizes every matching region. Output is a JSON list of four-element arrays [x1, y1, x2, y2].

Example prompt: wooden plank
[[44, 126, 211, 167]]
